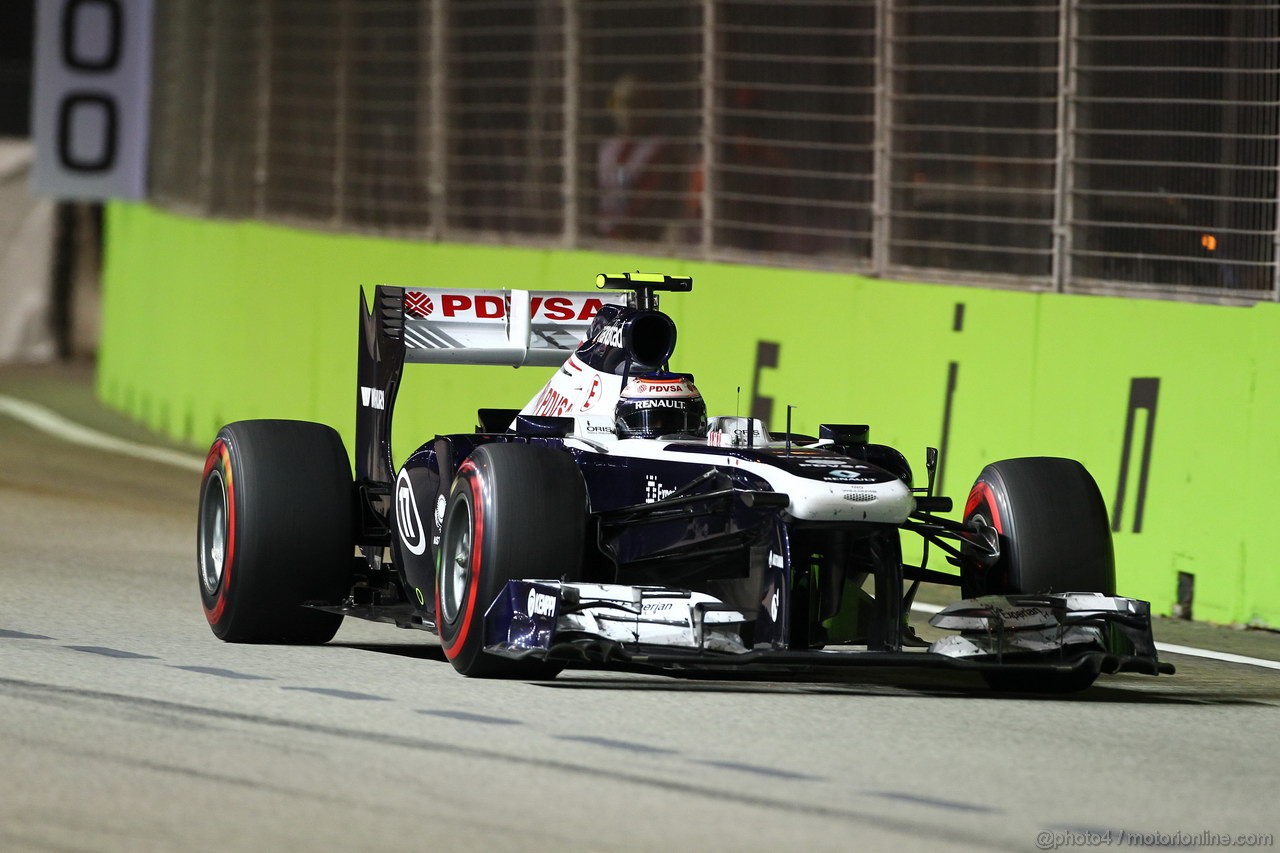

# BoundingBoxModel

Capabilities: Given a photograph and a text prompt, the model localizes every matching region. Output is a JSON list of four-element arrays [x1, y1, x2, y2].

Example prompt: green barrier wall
[[100, 202, 1280, 628]]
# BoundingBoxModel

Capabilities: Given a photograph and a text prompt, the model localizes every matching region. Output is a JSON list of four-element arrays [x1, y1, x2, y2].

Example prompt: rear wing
[[356, 285, 624, 488], [400, 287, 619, 366]]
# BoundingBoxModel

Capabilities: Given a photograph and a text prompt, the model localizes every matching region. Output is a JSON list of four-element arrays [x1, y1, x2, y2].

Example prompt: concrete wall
[[100, 202, 1280, 627], [0, 141, 55, 362]]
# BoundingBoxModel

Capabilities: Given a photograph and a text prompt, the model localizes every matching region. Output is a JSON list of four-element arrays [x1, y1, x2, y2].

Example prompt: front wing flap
[[927, 592, 1159, 660], [485, 580, 751, 656]]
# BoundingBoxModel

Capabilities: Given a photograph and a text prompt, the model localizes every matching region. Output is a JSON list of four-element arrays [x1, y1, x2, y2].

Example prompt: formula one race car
[[196, 273, 1173, 691]]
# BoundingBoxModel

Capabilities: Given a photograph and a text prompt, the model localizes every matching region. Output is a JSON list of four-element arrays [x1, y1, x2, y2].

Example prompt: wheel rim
[[199, 469, 228, 595], [440, 499, 472, 624]]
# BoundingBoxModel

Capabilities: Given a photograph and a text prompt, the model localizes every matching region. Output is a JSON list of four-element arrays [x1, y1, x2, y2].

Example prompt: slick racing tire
[[960, 457, 1114, 693], [437, 443, 586, 678], [198, 420, 353, 644], [961, 457, 1115, 598]]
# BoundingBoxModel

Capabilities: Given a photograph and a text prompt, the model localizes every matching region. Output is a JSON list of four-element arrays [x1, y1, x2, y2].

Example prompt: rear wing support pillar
[[356, 285, 406, 513]]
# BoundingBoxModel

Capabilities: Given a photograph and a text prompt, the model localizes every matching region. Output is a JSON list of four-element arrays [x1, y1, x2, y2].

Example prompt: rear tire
[[436, 443, 585, 677], [198, 420, 353, 643], [960, 457, 1114, 692]]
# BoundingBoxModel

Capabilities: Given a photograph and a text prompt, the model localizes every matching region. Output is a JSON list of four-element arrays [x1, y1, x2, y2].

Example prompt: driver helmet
[[615, 373, 707, 439]]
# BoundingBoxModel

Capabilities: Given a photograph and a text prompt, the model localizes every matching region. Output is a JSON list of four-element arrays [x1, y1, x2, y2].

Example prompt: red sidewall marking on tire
[[202, 444, 219, 478], [443, 461, 484, 660], [964, 481, 1002, 534], [203, 439, 237, 626]]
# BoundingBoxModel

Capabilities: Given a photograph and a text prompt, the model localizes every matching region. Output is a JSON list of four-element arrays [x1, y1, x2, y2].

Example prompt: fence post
[[563, 0, 579, 248], [1273, 146, 1280, 299], [1052, 0, 1077, 294], [198, 2, 219, 214], [429, 0, 448, 240], [872, 0, 891, 277], [254, 0, 272, 217], [701, 0, 716, 257], [333, 0, 351, 227]]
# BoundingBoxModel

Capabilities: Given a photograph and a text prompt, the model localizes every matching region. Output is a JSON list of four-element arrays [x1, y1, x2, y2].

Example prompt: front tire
[[198, 420, 353, 644], [436, 443, 586, 677], [961, 457, 1114, 598], [960, 457, 1114, 692]]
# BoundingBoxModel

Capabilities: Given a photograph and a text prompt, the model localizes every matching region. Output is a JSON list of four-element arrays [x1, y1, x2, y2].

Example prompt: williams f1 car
[[197, 273, 1173, 691]]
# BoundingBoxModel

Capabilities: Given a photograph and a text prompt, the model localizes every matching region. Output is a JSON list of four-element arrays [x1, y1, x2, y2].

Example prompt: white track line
[[1151, 643, 1280, 671], [911, 602, 945, 615], [0, 394, 205, 473], [3, 391, 1277, 670], [910, 601, 1280, 671]]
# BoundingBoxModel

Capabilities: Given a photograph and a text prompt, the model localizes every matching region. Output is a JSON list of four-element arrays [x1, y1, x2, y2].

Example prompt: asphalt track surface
[[2, 367, 1279, 852]]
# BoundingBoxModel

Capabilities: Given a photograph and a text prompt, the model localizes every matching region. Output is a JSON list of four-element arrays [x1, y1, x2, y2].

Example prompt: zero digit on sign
[[57, 93, 117, 172], [61, 0, 123, 70], [55, 0, 123, 173]]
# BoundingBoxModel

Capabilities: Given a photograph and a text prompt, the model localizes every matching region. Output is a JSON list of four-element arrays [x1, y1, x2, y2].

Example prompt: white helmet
[[614, 373, 707, 439]]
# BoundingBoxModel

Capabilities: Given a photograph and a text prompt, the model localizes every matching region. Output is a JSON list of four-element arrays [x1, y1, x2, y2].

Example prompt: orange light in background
[[1201, 233, 1218, 252]]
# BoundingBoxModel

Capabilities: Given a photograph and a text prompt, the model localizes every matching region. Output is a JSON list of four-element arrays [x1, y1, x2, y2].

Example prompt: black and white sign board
[[31, 0, 154, 200]]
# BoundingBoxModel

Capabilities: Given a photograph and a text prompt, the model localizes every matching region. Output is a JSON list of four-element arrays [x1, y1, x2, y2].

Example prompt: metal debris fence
[[148, 0, 1280, 302]]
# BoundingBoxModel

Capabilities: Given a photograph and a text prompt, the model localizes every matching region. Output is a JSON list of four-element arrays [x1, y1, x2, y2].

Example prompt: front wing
[[482, 581, 1174, 679]]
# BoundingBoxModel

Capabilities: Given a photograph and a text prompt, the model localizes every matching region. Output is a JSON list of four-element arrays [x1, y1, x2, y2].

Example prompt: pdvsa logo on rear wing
[[404, 290, 611, 323], [399, 288, 625, 367]]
